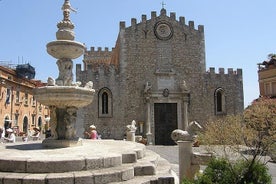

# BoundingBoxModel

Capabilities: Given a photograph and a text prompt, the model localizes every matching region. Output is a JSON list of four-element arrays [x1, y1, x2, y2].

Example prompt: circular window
[[154, 21, 173, 40]]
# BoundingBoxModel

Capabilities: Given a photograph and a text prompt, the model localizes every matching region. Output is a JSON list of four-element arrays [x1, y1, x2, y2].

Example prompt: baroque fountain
[[0, 1, 176, 183], [33, 0, 95, 148]]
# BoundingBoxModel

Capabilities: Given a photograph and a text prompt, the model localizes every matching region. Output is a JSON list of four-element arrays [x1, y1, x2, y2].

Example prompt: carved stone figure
[[84, 81, 93, 89], [49, 106, 58, 139], [171, 121, 202, 142], [72, 81, 81, 87], [180, 80, 189, 92], [126, 120, 137, 142], [144, 81, 152, 94], [56, 59, 73, 86], [126, 120, 137, 132], [47, 77, 56, 86], [64, 107, 77, 139]]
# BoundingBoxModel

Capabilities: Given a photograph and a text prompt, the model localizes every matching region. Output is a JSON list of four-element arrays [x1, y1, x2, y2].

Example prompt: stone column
[[180, 80, 190, 130], [146, 97, 152, 144], [183, 99, 189, 130], [178, 141, 194, 182]]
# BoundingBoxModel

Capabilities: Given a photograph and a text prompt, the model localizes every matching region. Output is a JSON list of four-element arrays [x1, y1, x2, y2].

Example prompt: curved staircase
[[0, 140, 176, 184]]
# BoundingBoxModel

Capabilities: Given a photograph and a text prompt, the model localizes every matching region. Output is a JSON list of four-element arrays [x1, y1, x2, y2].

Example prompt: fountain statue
[[33, 0, 95, 148]]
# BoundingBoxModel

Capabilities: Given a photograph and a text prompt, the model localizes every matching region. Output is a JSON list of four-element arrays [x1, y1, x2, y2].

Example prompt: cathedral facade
[[76, 9, 244, 145]]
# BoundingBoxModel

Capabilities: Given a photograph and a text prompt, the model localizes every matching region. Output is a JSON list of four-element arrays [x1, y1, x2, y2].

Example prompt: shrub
[[235, 159, 272, 184], [197, 158, 236, 184], [187, 158, 272, 184]]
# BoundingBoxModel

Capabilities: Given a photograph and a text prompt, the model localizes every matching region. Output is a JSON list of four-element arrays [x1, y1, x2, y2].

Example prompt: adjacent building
[[258, 55, 276, 98], [0, 63, 50, 136], [76, 8, 244, 145]]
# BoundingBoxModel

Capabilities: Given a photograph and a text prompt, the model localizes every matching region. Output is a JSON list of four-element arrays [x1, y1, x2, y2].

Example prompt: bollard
[[126, 130, 136, 142], [178, 140, 194, 182]]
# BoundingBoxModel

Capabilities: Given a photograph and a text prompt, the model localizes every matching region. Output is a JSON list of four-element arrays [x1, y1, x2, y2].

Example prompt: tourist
[[84, 125, 98, 140], [30, 127, 40, 141], [0, 127, 3, 138], [4, 128, 16, 143]]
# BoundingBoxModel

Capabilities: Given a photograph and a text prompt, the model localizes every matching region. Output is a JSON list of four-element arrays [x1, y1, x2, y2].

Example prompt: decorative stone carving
[[47, 77, 56, 86], [171, 121, 202, 142], [126, 120, 137, 132], [154, 21, 173, 40], [84, 81, 94, 89], [64, 107, 77, 139], [56, 59, 73, 86], [180, 80, 189, 92], [144, 81, 152, 94], [126, 120, 137, 142], [72, 81, 81, 87], [49, 106, 58, 140]]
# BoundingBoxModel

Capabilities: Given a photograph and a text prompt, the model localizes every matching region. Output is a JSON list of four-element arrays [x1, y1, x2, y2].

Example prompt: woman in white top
[[4, 128, 16, 143]]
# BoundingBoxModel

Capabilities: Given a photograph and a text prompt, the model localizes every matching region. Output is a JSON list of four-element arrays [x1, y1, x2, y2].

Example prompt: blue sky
[[0, 0, 275, 107]]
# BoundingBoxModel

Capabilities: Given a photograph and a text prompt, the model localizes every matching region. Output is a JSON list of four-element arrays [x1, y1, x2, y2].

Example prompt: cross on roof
[[161, 1, 166, 9]]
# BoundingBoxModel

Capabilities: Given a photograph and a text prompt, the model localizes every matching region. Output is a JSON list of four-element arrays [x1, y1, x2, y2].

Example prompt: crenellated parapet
[[76, 62, 118, 86], [83, 47, 115, 68], [206, 67, 242, 76], [119, 9, 204, 33]]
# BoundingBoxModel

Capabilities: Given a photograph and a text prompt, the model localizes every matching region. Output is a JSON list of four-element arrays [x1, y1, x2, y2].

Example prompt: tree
[[243, 97, 276, 161], [196, 97, 276, 183]]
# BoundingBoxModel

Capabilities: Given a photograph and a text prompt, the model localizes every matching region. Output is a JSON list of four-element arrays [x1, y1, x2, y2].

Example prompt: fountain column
[[34, 0, 95, 148]]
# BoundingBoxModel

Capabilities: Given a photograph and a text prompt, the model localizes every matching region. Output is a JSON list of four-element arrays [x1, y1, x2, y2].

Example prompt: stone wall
[[76, 9, 244, 142]]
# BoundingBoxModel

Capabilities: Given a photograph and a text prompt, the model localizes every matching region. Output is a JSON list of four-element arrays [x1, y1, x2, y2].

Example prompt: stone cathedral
[[76, 8, 244, 145]]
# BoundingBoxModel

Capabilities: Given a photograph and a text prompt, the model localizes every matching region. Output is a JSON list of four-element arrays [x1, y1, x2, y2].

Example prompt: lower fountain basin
[[47, 40, 86, 59], [33, 86, 95, 108]]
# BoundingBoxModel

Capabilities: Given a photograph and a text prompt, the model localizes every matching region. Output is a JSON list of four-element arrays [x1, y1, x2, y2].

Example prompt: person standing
[[4, 128, 16, 143]]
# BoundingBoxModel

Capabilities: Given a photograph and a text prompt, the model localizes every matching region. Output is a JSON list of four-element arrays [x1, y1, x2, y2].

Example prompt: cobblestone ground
[[147, 145, 276, 184]]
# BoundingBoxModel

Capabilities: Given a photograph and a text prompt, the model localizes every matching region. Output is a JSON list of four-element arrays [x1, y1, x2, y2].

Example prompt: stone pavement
[[147, 145, 276, 184]]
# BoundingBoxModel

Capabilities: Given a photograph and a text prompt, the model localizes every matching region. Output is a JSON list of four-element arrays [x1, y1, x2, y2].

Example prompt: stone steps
[[0, 140, 176, 183], [110, 156, 175, 184]]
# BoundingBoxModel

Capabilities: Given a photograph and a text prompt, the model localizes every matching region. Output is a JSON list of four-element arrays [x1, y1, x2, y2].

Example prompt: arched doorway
[[23, 116, 28, 133]]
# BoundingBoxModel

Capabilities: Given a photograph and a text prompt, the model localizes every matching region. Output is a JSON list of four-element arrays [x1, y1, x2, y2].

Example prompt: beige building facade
[[76, 9, 244, 145], [258, 56, 276, 97], [0, 64, 50, 136]]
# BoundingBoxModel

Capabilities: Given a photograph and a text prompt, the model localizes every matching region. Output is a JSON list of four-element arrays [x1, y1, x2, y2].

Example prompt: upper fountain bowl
[[47, 40, 86, 59], [33, 86, 95, 108]]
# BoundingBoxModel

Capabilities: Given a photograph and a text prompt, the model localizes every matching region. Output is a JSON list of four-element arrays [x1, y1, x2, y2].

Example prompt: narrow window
[[216, 91, 222, 112], [24, 93, 28, 105], [215, 88, 226, 115], [102, 92, 108, 114], [5, 89, 11, 104], [15, 91, 20, 103], [98, 88, 113, 117]]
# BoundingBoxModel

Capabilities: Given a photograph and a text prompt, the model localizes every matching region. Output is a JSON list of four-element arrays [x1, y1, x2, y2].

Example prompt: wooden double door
[[154, 103, 177, 145]]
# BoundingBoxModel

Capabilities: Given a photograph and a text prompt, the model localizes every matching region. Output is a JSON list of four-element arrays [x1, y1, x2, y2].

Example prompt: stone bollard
[[171, 122, 212, 183], [178, 141, 194, 181], [178, 140, 212, 182], [126, 130, 136, 142], [126, 120, 137, 142]]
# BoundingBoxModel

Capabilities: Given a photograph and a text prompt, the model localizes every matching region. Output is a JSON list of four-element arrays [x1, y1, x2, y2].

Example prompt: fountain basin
[[33, 86, 95, 108], [47, 40, 86, 59]]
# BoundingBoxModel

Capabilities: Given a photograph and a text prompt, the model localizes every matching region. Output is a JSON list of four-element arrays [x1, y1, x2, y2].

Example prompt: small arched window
[[214, 88, 226, 115], [102, 92, 108, 114], [98, 88, 113, 117]]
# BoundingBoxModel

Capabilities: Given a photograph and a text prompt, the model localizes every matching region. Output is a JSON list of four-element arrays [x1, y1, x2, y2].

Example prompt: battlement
[[206, 67, 242, 76], [85, 47, 114, 57], [119, 9, 204, 33]]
